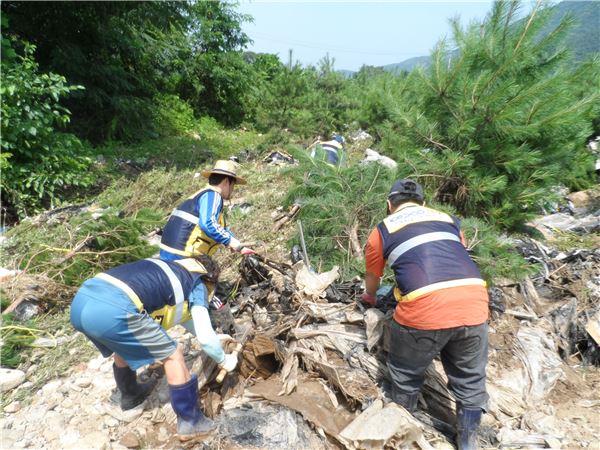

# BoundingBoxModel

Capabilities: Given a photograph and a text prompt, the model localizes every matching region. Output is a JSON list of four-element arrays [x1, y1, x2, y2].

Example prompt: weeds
[[2, 212, 160, 286], [0, 314, 37, 368], [551, 230, 600, 252]]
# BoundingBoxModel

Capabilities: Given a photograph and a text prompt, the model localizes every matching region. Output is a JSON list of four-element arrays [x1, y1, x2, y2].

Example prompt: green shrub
[[282, 149, 396, 278], [460, 217, 534, 283], [0, 40, 94, 219], [0, 314, 36, 369], [152, 94, 197, 137], [282, 146, 532, 282]]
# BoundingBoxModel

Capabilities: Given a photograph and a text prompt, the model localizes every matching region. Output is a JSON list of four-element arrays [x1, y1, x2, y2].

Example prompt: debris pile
[[1, 190, 599, 449]]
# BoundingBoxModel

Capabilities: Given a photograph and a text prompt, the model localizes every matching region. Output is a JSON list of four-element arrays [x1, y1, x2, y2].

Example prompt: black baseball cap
[[388, 179, 424, 202]]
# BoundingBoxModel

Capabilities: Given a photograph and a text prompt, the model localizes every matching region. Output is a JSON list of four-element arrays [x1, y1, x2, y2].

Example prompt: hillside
[[1, 134, 600, 449], [381, 0, 600, 74]]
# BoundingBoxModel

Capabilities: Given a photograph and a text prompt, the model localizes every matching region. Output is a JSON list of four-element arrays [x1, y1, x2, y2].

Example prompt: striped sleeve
[[197, 191, 235, 245]]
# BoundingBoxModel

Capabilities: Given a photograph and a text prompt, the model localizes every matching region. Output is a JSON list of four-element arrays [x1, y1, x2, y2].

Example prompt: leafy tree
[[1, 39, 93, 220], [1, 1, 254, 141], [188, 1, 252, 53], [381, 0, 600, 230], [182, 51, 256, 126], [1, 2, 187, 142]]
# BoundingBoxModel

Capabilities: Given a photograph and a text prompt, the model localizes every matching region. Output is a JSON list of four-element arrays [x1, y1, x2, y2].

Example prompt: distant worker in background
[[70, 255, 237, 440], [310, 134, 345, 166], [361, 179, 489, 450], [159, 160, 255, 261]]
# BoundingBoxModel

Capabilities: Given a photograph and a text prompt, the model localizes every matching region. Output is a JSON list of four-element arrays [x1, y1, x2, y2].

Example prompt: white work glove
[[228, 237, 242, 252], [218, 353, 238, 373], [217, 334, 234, 344]]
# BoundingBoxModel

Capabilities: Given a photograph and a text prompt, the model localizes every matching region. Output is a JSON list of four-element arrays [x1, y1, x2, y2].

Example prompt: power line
[[248, 31, 428, 57]]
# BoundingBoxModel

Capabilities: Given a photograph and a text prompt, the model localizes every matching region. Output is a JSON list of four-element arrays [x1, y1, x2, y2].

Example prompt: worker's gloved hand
[[216, 334, 234, 343], [228, 237, 242, 252], [240, 247, 256, 256], [360, 292, 378, 307], [218, 353, 238, 373]]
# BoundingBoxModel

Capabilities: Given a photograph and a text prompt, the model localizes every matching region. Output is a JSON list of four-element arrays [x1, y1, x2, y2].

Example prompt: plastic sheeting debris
[[339, 399, 433, 450], [295, 263, 340, 299], [514, 324, 564, 402]]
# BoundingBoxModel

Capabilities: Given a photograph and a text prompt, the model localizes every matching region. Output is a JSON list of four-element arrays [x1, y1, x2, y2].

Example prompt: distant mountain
[[379, 0, 599, 74], [381, 56, 433, 73], [538, 1, 600, 62], [337, 69, 355, 78]]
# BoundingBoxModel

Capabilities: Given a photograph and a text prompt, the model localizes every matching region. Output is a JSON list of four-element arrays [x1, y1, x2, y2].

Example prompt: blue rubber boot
[[169, 375, 216, 441], [456, 406, 482, 450]]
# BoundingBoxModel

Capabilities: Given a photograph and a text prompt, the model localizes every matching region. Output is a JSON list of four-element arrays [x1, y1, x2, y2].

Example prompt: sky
[[238, 1, 502, 71]]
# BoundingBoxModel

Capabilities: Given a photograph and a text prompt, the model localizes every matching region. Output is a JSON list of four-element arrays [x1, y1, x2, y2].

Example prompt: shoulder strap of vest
[[173, 187, 217, 224], [145, 259, 185, 320], [187, 186, 217, 200], [174, 258, 208, 274]]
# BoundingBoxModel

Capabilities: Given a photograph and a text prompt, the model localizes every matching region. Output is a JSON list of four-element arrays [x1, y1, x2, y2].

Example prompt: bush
[[1, 41, 94, 220], [282, 149, 396, 277], [282, 146, 532, 282], [152, 94, 197, 137]]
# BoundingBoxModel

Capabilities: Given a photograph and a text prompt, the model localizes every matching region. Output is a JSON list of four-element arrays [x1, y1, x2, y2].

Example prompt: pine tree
[[384, 0, 600, 230]]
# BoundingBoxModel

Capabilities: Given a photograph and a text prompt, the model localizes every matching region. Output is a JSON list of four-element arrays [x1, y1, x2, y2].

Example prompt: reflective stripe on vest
[[171, 209, 199, 225], [393, 278, 487, 302], [387, 232, 461, 267], [95, 273, 145, 312], [146, 259, 185, 324]]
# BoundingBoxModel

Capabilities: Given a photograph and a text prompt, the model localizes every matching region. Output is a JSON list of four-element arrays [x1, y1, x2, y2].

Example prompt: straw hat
[[200, 160, 246, 184]]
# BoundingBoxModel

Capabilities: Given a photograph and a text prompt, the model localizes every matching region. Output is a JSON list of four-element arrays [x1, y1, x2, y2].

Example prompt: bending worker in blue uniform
[[310, 134, 345, 167], [70, 255, 236, 441], [160, 159, 255, 261]]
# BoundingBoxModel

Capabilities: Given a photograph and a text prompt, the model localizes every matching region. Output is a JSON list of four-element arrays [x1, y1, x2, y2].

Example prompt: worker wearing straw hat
[[160, 160, 255, 261]]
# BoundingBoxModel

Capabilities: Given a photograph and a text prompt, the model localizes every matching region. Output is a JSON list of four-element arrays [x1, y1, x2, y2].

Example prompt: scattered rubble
[[2, 273, 76, 321], [2, 234, 599, 449], [263, 149, 297, 166], [351, 130, 373, 142], [359, 149, 398, 170]]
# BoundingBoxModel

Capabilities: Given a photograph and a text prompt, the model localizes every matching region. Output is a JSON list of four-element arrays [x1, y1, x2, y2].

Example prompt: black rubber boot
[[113, 364, 155, 411], [170, 374, 216, 441], [391, 385, 419, 413], [456, 406, 482, 450]]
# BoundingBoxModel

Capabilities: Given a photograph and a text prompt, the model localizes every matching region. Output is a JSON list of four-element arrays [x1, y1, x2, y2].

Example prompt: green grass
[[551, 230, 600, 252], [97, 117, 266, 171], [1, 313, 36, 369]]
